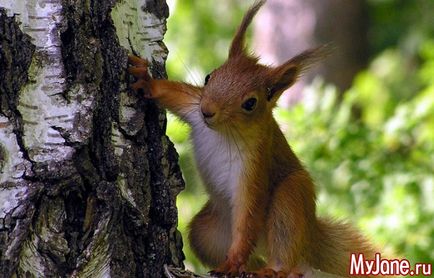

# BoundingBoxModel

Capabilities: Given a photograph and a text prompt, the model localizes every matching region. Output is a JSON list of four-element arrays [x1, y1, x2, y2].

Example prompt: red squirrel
[[128, 1, 376, 277]]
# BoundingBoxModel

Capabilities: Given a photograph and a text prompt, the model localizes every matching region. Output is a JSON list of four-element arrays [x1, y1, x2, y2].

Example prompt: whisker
[[226, 121, 246, 168], [229, 120, 250, 162], [223, 123, 233, 190], [176, 54, 202, 87], [176, 87, 202, 100], [179, 107, 199, 123]]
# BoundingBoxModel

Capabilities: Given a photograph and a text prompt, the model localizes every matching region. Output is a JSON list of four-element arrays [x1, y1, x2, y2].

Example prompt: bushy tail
[[311, 217, 377, 277]]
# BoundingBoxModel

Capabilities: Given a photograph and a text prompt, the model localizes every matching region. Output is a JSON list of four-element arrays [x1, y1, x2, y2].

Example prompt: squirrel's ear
[[266, 63, 298, 102], [266, 46, 329, 101]]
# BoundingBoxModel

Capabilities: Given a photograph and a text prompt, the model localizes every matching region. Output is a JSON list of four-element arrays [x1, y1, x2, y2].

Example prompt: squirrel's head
[[199, 0, 325, 135]]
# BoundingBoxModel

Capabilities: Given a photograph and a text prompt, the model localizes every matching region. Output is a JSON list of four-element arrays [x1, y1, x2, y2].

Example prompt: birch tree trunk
[[0, 1, 184, 277]]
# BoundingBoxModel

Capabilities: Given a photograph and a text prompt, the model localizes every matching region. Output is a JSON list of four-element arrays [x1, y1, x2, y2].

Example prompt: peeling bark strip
[[0, 1, 184, 277]]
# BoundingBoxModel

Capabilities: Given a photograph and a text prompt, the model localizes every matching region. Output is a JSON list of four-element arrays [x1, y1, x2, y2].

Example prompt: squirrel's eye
[[204, 74, 211, 85], [241, 97, 257, 112]]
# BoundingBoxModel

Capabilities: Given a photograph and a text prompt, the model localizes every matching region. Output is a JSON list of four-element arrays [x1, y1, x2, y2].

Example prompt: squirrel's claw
[[128, 66, 150, 80], [131, 80, 152, 98], [127, 54, 151, 81], [127, 54, 152, 97], [128, 55, 148, 67]]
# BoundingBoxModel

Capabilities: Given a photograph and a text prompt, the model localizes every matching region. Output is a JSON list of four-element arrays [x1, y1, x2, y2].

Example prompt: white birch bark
[[0, 1, 184, 277]]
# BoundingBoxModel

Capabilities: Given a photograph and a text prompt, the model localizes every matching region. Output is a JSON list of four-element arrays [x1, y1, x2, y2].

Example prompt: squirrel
[[128, 1, 376, 277]]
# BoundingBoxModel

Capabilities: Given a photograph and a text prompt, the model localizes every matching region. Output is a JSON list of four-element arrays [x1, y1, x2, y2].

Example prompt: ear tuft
[[229, 0, 266, 58], [288, 44, 332, 76], [267, 44, 332, 101]]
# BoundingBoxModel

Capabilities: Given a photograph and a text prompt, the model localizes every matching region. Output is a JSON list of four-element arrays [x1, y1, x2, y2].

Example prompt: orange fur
[[128, 1, 377, 277]]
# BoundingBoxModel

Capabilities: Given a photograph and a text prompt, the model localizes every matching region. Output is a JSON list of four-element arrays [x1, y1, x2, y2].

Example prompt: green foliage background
[[165, 0, 434, 274]]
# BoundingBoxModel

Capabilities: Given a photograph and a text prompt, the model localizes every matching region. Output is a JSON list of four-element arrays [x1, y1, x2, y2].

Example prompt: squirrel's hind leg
[[260, 171, 317, 277], [188, 200, 231, 268]]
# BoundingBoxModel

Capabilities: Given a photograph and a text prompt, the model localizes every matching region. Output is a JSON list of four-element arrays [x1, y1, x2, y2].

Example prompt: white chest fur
[[188, 111, 243, 203]]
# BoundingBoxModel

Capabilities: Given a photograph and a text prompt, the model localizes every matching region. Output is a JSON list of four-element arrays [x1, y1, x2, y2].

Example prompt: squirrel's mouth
[[202, 115, 225, 131], [201, 110, 218, 128], [203, 117, 215, 129]]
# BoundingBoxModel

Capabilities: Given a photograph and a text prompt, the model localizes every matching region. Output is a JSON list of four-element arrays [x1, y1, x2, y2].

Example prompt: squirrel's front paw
[[127, 55, 152, 97]]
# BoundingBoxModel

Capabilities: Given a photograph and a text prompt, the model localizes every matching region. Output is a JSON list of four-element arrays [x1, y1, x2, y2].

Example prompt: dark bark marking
[[58, 0, 185, 277], [1, 0, 185, 276], [142, 0, 170, 20], [0, 9, 39, 277], [0, 8, 36, 166]]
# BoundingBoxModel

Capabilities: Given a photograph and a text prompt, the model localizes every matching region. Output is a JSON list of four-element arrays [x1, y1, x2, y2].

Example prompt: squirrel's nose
[[201, 100, 217, 121], [201, 109, 215, 119]]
